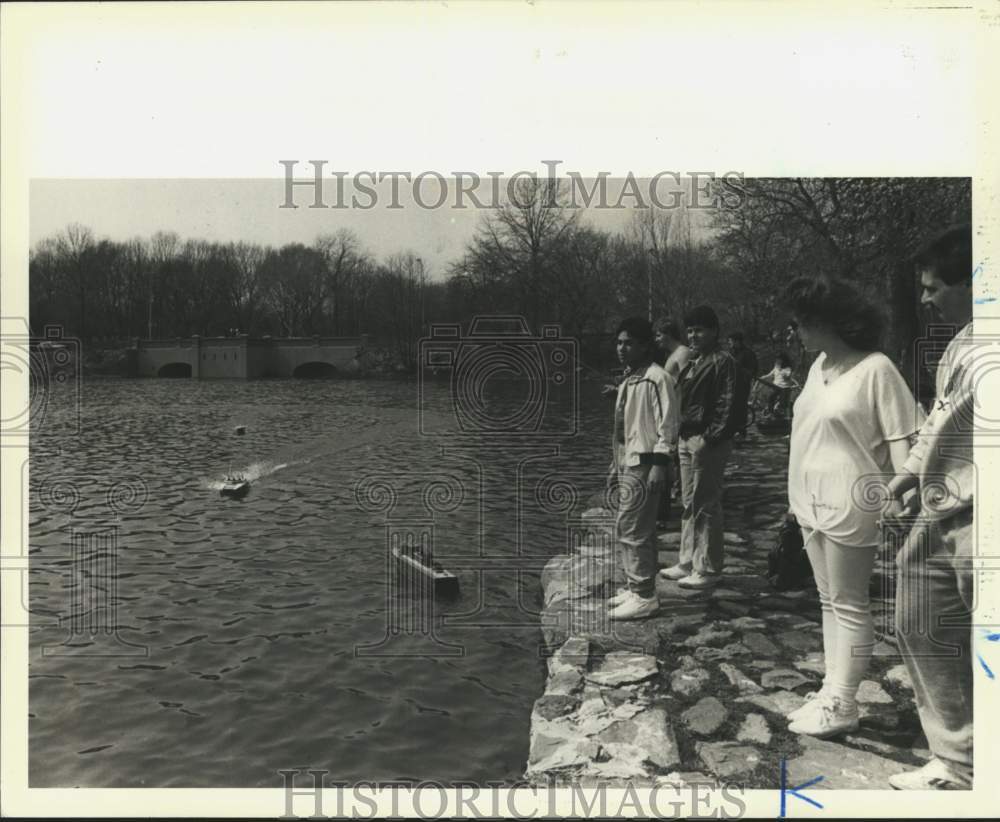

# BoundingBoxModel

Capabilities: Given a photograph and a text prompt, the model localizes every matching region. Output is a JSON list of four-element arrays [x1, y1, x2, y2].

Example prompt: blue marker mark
[[780, 758, 824, 817], [972, 263, 997, 303], [977, 653, 994, 679], [977, 631, 1000, 679]]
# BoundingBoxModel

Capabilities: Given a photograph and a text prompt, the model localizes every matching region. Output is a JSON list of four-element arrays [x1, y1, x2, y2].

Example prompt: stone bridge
[[132, 335, 368, 378]]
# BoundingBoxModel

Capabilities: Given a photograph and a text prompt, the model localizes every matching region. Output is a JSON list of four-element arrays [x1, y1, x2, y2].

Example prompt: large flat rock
[[742, 632, 780, 657], [884, 664, 914, 690], [694, 642, 751, 663], [777, 629, 820, 653], [784, 736, 909, 789], [729, 616, 767, 631], [761, 668, 811, 691], [736, 713, 772, 745], [719, 662, 763, 694], [526, 737, 601, 776], [597, 706, 679, 770], [697, 742, 762, 778], [736, 690, 805, 716], [681, 625, 734, 648], [670, 666, 711, 697], [585, 652, 658, 687], [856, 680, 893, 705], [682, 696, 729, 735], [541, 553, 616, 608]]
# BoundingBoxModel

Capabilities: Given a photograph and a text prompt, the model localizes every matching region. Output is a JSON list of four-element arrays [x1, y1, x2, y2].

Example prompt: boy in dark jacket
[[660, 305, 748, 589]]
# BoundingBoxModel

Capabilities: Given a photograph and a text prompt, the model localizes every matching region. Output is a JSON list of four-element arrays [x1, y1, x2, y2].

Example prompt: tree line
[[30, 177, 970, 374]]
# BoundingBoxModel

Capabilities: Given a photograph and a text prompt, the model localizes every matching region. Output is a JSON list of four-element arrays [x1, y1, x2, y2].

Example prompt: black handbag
[[766, 513, 814, 591]]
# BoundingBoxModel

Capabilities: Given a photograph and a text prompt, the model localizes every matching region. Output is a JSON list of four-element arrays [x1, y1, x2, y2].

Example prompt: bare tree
[[55, 224, 95, 339]]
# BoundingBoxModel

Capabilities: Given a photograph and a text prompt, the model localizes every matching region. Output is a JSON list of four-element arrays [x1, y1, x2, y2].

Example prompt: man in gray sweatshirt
[[885, 224, 976, 791]]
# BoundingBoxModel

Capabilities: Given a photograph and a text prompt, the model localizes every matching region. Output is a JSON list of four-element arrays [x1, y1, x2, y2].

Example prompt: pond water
[[28, 375, 614, 787]]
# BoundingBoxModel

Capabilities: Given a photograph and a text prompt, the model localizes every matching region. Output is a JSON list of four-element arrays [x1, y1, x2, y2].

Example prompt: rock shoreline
[[525, 493, 929, 790]]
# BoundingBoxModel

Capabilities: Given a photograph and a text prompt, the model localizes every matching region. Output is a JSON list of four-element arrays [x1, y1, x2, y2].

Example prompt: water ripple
[[29, 378, 611, 787]]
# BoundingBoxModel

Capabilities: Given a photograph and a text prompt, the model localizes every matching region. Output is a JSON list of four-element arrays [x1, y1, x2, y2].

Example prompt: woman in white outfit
[[782, 276, 923, 738]]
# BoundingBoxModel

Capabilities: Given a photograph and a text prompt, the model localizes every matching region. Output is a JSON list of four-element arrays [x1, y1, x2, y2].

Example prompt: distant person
[[728, 331, 759, 378], [655, 320, 693, 380], [660, 305, 745, 590], [654, 319, 691, 506], [758, 351, 799, 416], [606, 317, 679, 620], [782, 276, 922, 739], [885, 225, 976, 790]]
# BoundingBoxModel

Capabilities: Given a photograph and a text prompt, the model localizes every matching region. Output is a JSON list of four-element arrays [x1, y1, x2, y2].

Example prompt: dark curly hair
[[616, 316, 655, 345], [780, 276, 885, 352], [911, 223, 972, 286]]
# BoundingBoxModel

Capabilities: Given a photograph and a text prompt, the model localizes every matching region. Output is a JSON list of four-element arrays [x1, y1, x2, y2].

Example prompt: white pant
[[802, 529, 878, 703]]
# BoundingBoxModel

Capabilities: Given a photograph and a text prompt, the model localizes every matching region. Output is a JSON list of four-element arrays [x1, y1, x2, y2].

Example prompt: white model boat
[[220, 474, 250, 498]]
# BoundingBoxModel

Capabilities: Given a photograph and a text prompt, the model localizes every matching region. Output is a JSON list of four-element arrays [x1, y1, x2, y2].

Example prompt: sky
[[29, 177, 713, 280]]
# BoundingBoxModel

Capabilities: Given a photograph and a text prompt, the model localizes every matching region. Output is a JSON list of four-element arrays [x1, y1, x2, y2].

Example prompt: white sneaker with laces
[[787, 689, 829, 722], [677, 571, 718, 589], [607, 588, 632, 608], [608, 592, 659, 621], [659, 564, 691, 581], [788, 695, 859, 738], [888, 757, 972, 790]]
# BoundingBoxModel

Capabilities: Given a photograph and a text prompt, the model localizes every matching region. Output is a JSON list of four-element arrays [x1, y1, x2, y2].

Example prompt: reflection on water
[[28, 377, 612, 787]]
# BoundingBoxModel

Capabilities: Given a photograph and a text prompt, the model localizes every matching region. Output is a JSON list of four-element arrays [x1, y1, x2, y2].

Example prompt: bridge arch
[[292, 361, 339, 378], [158, 362, 193, 378]]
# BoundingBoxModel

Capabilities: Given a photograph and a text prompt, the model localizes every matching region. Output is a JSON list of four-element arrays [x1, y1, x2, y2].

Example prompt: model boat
[[220, 473, 250, 498], [391, 544, 460, 597]]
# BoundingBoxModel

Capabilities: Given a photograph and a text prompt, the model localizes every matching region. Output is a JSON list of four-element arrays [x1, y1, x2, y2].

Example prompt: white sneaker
[[677, 572, 718, 589], [659, 564, 691, 581], [787, 689, 829, 722], [607, 588, 631, 608], [788, 695, 859, 738], [609, 592, 660, 621], [888, 757, 973, 790]]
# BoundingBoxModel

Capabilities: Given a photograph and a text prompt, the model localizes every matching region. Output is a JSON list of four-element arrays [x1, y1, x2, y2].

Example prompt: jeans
[[802, 530, 878, 703], [895, 509, 974, 771], [677, 435, 734, 575], [616, 464, 662, 599]]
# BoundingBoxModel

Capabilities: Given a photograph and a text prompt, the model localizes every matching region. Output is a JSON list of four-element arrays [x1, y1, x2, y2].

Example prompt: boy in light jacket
[[606, 317, 680, 620]]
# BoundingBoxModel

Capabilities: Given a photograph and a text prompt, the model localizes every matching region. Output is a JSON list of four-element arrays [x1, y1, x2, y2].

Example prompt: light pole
[[646, 246, 658, 323], [417, 257, 425, 335]]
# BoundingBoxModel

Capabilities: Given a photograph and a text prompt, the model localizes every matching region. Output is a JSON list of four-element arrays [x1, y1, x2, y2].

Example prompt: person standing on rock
[[883, 225, 976, 790], [655, 319, 693, 380], [654, 318, 691, 511], [606, 317, 679, 621], [660, 305, 747, 590], [782, 276, 922, 739]]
